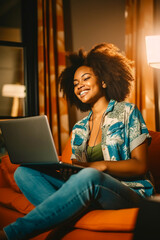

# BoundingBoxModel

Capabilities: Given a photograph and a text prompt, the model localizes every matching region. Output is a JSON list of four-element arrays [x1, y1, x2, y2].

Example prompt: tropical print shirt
[[71, 100, 154, 197]]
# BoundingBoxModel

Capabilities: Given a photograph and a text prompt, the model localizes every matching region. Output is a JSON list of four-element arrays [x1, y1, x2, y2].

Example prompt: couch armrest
[[148, 130, 160, 193]]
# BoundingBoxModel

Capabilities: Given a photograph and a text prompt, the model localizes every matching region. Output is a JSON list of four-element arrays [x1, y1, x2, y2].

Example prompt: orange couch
[[0, 130, 160, 240]]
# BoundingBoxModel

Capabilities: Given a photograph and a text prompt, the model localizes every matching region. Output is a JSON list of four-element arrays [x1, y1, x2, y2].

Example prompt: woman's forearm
[[72, 141, 148, 179], [73, 158, 147, 178], [103, 158, 148, 178]]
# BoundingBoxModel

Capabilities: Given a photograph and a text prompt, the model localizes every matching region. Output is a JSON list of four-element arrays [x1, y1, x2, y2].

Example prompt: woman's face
[[73, 66, 105, 105]]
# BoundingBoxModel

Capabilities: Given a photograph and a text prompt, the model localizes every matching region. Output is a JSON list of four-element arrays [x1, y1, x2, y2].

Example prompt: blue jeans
[[4, 166, 143, 240]]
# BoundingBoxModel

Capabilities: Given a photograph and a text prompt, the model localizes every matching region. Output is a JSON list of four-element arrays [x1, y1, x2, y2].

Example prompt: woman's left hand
[[72, 160, 107, 172]]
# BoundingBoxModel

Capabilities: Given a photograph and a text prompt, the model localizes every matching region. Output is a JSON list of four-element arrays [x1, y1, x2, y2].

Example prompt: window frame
[[0, 0, 39, 119]]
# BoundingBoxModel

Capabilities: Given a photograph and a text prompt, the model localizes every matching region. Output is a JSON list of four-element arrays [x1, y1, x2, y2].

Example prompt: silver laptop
[[0, 115, 82, 171]]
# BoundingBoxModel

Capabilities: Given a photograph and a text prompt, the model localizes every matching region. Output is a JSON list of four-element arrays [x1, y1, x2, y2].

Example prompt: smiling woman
[[59, 42, 153, 179], [0, 43, 155, 240]]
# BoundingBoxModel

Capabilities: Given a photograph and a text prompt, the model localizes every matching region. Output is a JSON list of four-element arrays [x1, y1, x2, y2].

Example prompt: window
[[0, 0, 38, 118], [0, 0, 26, 117]]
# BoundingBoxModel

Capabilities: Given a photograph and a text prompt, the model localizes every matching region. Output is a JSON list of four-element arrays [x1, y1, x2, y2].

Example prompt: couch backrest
[[148, 130, 160, 193], [61, 133, 72, 164], [61, 130, 160, 193]]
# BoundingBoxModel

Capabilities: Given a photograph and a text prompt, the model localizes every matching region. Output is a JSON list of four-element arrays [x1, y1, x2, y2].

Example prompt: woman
[[0, 43, 154, 240]]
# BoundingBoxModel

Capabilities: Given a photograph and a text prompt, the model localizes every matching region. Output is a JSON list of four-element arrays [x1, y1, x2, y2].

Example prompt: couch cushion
[[62, 229, 133, 240], [1, 155, 20, 192], [0, 167, 8, 188], [0, 204, 24, 229], [74, 208, 139, 232], [0, 187, 34, 214]]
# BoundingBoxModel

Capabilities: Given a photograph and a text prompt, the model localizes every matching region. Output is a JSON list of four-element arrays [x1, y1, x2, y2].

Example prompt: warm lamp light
[[2, 84, 26, 117], [145, 35, 160, 69], [2, 84, 26, 98]]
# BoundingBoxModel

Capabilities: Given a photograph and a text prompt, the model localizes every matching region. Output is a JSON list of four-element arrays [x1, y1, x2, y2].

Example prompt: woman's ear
[[102, 81, 107, 88]]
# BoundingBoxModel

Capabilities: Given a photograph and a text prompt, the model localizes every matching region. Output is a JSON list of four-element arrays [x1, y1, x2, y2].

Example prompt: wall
[[63, 0, 126, 131]]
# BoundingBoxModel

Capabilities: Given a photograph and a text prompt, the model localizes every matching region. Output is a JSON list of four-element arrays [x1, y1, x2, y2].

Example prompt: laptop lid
[[0, 115, 60, 165]]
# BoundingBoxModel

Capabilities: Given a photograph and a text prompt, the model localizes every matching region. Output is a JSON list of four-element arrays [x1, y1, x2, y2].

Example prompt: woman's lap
[[14, 166, 143, 209]]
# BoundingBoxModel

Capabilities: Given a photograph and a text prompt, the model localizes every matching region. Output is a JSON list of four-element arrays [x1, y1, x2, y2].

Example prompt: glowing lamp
[[2, 84, 26, 117], [145, 35, 160, 69]]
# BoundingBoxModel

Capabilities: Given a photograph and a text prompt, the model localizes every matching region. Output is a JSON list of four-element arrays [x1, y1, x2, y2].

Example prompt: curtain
[[37, 0, 69, 154], [125, 0, 156, 131]]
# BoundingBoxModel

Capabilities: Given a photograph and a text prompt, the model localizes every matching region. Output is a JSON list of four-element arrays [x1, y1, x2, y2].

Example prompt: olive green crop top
[[87, 143, 104, 162]]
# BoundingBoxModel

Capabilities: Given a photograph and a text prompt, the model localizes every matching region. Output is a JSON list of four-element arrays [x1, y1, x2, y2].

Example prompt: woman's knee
[[75, 167, 103, 184], [14, 166, 31, 185]]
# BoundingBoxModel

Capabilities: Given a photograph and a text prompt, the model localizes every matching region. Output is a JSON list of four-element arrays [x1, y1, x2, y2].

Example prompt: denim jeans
[[4, 166, 143, 240]]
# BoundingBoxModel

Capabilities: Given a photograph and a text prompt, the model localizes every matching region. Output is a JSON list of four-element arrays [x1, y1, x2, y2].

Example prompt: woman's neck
[[91, 96, 109, 118]]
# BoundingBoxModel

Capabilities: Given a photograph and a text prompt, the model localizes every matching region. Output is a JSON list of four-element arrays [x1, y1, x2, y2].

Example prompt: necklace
[[90, 115, 102, 146], [87, 113, 104, 158]]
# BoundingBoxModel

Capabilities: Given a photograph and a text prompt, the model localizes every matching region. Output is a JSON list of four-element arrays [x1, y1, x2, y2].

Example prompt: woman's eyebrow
[[81, 73, 91, 78], [74, 73, 91, 81]]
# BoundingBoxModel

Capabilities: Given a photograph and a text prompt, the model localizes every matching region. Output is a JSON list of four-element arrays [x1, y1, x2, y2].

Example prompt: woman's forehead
[[74, 66, 93, 79]]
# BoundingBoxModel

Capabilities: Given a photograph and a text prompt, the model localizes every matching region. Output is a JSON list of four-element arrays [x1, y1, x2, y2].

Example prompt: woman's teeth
[[80, 90, 89, 96]]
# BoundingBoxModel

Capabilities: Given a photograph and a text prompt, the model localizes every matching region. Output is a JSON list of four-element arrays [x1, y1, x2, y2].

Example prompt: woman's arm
[[72, 140, 148, 178]]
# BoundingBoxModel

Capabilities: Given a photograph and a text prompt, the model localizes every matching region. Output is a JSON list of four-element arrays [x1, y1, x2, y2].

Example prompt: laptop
[[0, 115, 83, 173]]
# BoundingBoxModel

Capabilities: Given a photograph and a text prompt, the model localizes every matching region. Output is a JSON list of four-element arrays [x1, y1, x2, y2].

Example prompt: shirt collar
[[88, 99, 117, 119], [105, 99, 117, 113]]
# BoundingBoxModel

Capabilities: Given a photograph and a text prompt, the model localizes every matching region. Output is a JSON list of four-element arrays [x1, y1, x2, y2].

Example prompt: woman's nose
[[77, 81, 85, 89]]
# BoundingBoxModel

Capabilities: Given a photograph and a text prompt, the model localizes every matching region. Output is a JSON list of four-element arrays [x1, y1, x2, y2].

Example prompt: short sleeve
[[71, 132, 76, 160], [128, 105, 151, 152]]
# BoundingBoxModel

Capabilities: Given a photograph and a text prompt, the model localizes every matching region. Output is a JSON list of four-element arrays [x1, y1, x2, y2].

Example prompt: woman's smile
[[80, 90, 89, 96]]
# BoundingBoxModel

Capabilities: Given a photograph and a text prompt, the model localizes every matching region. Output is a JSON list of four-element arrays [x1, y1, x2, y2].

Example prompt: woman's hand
[[72, 159, 107, 172], [86, 161, 107, 171]]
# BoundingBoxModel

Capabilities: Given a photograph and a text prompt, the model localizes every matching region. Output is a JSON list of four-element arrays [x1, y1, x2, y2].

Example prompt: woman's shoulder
[[72, 112, 91, 131], [108, 101, 140, 121], [113, 101, 137, 114], [116, 101, 136, 108]]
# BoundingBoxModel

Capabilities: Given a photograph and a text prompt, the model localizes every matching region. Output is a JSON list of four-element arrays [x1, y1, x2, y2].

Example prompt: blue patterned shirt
[[71, 100, 154, 197]]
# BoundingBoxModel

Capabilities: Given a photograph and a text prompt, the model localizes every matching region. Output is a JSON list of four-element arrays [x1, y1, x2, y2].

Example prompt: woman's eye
[[84, 77, 90, 81]]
